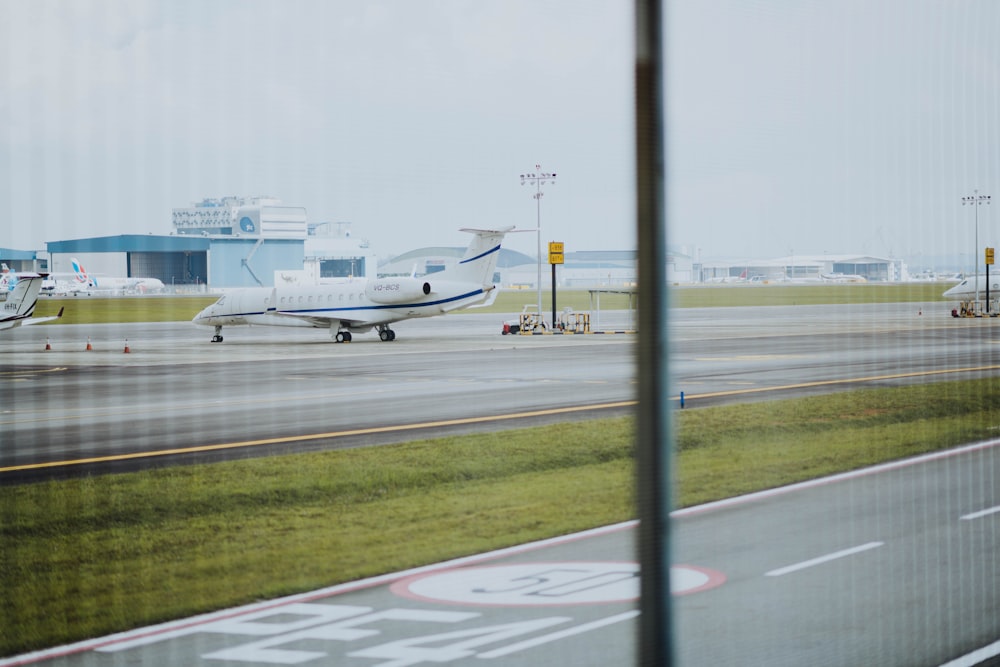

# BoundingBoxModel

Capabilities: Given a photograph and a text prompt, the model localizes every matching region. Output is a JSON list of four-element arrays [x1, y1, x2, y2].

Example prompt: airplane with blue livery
[[192, 227, 513, 343]]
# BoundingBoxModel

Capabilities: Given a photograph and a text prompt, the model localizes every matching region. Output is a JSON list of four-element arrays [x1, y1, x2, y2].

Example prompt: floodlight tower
[[521, 165, 557, 323], [961, 189, 991, 306]]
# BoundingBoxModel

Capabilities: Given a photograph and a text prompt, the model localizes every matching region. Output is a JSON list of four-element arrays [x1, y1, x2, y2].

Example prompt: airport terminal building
[[697, 254, 905, 283]]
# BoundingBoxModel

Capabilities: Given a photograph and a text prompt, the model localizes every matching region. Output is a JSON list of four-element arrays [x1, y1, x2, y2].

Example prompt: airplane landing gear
[[211, 326, 224, 343], [335, 330, 353, 343], [378, 325, 396, 341]]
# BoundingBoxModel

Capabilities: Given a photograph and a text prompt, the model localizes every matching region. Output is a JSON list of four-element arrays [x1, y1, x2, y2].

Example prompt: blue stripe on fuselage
[[277, 288, 486, 317], [196, 289, 486, 322]]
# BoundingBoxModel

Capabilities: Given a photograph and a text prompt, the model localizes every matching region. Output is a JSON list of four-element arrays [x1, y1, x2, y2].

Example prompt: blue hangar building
[[45, 197, 315, 290]]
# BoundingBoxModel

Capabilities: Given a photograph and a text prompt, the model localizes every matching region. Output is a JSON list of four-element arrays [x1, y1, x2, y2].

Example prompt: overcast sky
[[668, 0, 1000, 267], [2, 1, 998, 268]]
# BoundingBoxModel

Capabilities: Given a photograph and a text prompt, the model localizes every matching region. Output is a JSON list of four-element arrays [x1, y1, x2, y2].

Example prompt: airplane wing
[[270, 308, 374, 329], [21, 307, 65, 327], [0, 307, 64, 331]]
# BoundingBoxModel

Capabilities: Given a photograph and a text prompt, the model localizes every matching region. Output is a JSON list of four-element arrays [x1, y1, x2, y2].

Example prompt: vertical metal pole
[[552, 262, 557, 328], [635, 0, 674, 665], [521, 168, 556, 328], [976, 195, 980, 307], [962, 191, 992, 313], [537, 182, 543, 322]]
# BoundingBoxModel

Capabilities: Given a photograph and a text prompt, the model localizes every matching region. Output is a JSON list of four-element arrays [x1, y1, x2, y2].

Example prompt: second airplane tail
[[445, 226, 515, 287]]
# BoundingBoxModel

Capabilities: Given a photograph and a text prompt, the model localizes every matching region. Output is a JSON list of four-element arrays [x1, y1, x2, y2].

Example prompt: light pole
[[961, 190, 991, 306], [521, 165, 556, 324]]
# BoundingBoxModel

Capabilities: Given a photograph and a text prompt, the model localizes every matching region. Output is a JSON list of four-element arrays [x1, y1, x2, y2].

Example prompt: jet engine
[[365, 277, 432, 304]]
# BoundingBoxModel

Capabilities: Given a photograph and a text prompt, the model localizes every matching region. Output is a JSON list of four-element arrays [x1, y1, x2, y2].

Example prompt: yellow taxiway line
[[0, 402, 636, 473], [6, 363, 999, 474], [681, 364, 1000, 400]]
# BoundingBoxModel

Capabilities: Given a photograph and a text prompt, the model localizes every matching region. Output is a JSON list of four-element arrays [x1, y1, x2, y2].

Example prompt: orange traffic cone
[[85, 337, 93, 351], [123, 339, 130, 354]]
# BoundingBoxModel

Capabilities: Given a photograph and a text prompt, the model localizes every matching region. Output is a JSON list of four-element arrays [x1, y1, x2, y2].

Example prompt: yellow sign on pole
[[987, 247, 995, 266], [548, 241, 564, 265]]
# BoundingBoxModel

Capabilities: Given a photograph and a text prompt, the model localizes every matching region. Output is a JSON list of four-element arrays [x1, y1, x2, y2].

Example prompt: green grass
[[30, 282, 952, 324], [1, 421, 634, 654], [32, 295, 217, 325], [3, 377, 1000, 656], [675, 380, 1000, 505], [671, 281, 951, 307]]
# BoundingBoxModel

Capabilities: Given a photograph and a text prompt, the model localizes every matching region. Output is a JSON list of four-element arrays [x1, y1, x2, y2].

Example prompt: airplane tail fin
[[441, 227, 514, 287], [2, 275, 43, 319], [0, 263, 15, 292], [71, 258, 94, 286]]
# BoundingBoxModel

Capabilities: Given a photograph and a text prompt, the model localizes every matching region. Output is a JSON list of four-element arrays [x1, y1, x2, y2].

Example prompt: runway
[[2, 301, 996, 480], [1, 312, 636, 481], [3, 301, 1000, 665]]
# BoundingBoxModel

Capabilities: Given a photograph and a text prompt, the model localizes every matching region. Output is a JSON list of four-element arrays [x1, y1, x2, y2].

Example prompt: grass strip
[[1, 422, 634, 655], [29, 282, 952, 324], [4, 378, 1000, 656]]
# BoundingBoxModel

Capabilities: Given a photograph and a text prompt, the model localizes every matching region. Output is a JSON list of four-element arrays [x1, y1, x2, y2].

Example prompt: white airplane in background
[[0, 264, 18, 296], [193, 227, 513, 343], [821, 272, 867, 283], [42, 258, 166, 295], [0, 274, 64, 331], [942, 275, 1000, 300]]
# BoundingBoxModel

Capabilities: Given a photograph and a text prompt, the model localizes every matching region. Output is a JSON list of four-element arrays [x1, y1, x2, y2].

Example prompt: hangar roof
[[0, 248, 41, 260], [47, 235, 212, 253]]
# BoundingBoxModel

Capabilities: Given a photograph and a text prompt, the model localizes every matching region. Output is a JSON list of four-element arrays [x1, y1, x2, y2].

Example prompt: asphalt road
[[2, 301, 1000, 665], [673, 441, 1000, 665]]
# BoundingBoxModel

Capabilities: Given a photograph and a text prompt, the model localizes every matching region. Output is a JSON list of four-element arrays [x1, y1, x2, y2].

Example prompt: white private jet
[[942, 275, 1000, 300], [193, 227, 513, 343], [0, 274, 64, 331], [820, 272, 867, 283]]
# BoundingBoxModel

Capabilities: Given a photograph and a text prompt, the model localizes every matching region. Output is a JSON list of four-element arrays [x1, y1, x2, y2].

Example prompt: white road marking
[[938, 637, 1000, 667], [960, 505, 1000, 521], [476, 610, 640, 659], [765, 542, 884, 578], [392, 563, 639, 606], [673, 437, 1000, 518]]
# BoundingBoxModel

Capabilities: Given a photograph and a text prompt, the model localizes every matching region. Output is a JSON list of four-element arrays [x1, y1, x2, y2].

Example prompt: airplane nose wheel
[[211, 326, 223, 343]]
